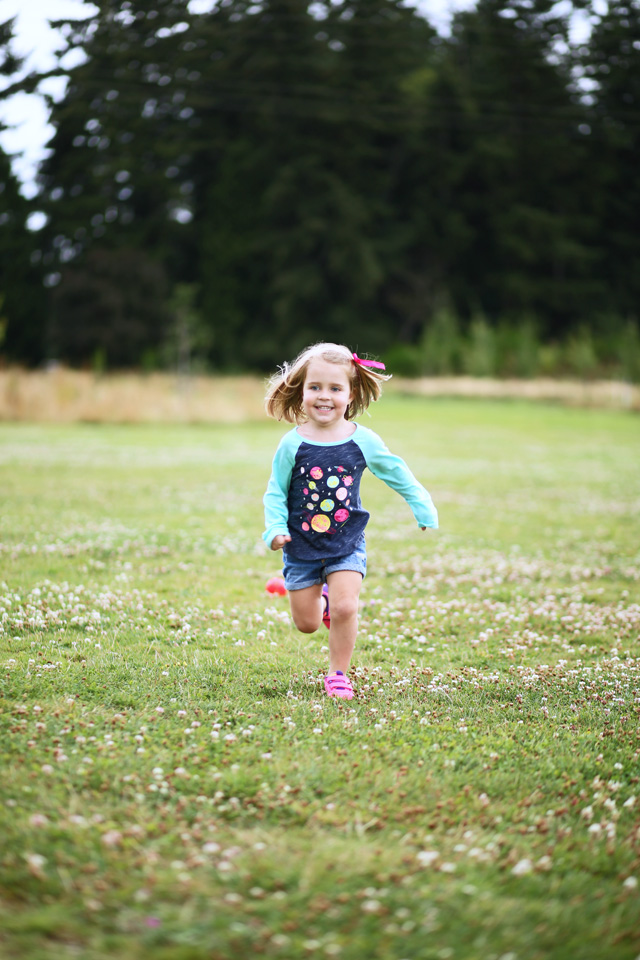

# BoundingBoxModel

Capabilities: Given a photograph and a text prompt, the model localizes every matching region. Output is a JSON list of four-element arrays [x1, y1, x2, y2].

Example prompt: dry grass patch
[[0, 369, 267, 423], [1, 368, 639, 423]]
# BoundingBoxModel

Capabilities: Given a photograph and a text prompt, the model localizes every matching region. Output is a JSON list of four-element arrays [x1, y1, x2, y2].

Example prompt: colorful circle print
[[334, 508, 349, 523], [320, 499, 334, 512], [336, 487, 347, 501], [327, 475, 339, 489], [302, 521, 310, 531], [311, 514, 331, 533], [342, 475, 353, 486], [310, 467, 323, 480]]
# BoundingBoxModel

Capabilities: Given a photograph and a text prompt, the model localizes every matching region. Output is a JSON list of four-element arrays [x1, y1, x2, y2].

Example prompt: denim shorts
[[282, 538, 367, 591]]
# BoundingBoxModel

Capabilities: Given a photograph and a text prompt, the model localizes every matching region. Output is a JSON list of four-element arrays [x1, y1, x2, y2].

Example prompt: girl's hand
[[271, 534, 292, 551]]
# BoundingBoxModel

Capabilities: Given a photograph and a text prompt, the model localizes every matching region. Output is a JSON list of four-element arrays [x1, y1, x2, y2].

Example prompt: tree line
[[1, 0, 639, 377]]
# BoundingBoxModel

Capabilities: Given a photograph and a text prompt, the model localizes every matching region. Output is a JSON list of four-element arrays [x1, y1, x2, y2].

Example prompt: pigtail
[[347, 356, 391, 419], [264, 362, 305, 423]]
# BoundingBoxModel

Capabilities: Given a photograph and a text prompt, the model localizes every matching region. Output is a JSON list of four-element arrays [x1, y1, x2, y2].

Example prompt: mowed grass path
[[1, 397, 639, 960]]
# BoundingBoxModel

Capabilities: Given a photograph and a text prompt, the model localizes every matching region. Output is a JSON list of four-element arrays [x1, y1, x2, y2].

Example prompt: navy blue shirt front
[[263, 424, 438, 561], [285, 438, 368, 558]]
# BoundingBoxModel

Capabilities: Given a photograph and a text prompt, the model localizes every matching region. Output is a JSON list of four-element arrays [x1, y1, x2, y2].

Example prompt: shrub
[[419, 308, 462, 375], [615, 320, 640, 383], [564, 327, 599, 379], [383, 342, 422, 377], [496, 318, 540, 378], [462, 316, 497, 377]]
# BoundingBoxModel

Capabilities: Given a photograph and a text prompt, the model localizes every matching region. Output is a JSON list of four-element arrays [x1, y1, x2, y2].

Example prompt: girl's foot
[[322, 583, 331, 628], [324, 671, 354, 700]]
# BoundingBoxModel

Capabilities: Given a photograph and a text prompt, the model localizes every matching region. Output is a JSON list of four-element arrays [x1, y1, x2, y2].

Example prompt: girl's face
[[302, 358, 353, 429]]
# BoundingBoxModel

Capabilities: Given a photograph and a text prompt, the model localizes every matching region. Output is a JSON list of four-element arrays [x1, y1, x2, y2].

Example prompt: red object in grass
[[265, 576, 287, 596]]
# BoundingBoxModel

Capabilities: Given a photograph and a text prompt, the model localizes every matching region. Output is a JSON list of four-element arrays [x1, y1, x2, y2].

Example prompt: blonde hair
[[265, 342, 391, 423]]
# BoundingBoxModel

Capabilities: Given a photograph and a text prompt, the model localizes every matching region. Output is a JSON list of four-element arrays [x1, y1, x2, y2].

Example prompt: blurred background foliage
[[1, 0, 640, 378]]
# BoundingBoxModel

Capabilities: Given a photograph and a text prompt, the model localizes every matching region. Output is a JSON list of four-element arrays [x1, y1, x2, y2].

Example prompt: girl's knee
[[292, 611, 320, 634], [329, 593, 359, 622]]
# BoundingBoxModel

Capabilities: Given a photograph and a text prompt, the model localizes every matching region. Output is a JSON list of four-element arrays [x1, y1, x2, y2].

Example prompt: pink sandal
[[324, 671, 354, 700], [322, 583, 331, 629]]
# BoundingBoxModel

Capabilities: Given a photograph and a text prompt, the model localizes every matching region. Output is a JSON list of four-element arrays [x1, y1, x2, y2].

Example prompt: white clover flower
[[511, 859, 533, 876], [29, 813, 49, 828], [25, 853, 47, 877], [202, 842, 221, 854], [101, 830, 122, 848], [416, 851, 439, 867], [362, 900, 382, 914]]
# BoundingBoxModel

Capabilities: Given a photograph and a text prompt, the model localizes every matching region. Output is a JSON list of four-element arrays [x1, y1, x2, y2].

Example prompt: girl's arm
[[356, 427, 438, 530], [263, 436, 297, 549]]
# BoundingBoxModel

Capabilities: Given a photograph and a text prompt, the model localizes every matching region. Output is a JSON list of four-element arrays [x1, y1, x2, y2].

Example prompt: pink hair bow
[[352, 352, 386, 370]]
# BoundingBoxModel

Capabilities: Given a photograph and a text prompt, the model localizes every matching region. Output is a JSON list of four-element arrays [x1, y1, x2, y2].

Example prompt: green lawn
[[1, 397, 639, 960]]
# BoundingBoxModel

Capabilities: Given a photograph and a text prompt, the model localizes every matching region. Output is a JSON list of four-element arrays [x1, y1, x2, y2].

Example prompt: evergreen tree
[[192, 0, 331, 368], [50, 246, 170, 366], [583, 0, 640, 321], [40, 0, 200, 253], [36, 0, 200, 362], [0, 17, 47, 363], [3, 0, 637, 368], [422, 0, 598, 337]]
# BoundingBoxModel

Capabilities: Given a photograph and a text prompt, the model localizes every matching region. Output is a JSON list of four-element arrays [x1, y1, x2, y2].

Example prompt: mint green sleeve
[[355, 427, 438, 529], [263, 431, 299, 548]]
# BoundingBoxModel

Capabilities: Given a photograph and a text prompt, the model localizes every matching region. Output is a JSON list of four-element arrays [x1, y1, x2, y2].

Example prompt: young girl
[[263, 342, 438, 700]]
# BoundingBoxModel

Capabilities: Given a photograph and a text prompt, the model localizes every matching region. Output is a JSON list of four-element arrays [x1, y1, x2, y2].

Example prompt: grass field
[[1, 396, 639, 960]]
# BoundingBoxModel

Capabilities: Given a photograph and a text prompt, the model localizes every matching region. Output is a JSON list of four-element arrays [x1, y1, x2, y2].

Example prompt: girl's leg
[[326, 570, 362, 674], [288, 584, 323, 634]]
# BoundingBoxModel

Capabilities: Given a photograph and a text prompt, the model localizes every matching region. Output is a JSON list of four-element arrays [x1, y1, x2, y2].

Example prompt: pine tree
[[583, 0, 640, 321], [420, 0, 597, 336], [0, 17, 47, 363]]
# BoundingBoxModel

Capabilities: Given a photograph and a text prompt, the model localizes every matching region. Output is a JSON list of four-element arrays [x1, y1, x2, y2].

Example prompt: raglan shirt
[[263, 424, 438, 559]]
